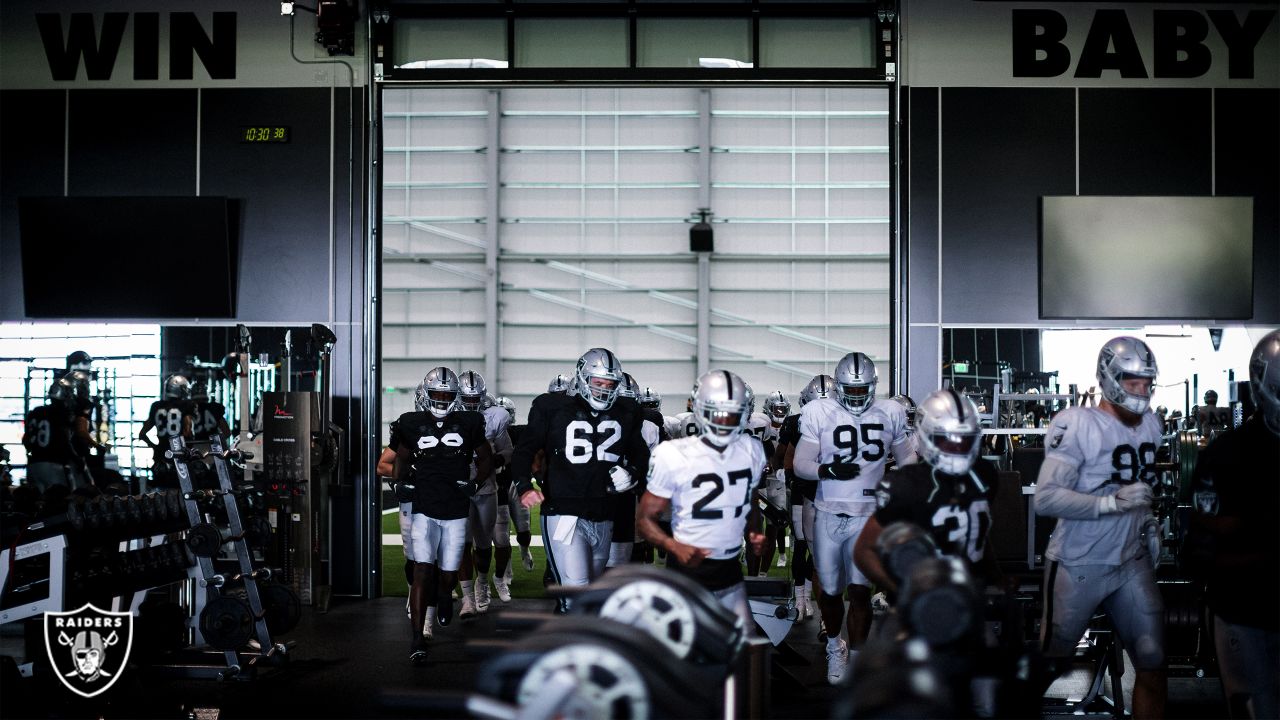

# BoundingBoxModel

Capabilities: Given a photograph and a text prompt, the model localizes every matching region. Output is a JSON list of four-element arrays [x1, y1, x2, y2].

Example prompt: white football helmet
[[763, 391, 790, 424], [416, 366, 460, 418], [458, 370, 487, 411], [691, 370, 752, 448], [548, 374, 574, 394], [164, 374, 192, 400], [799, 374, 835, 407], [575, 348, 625, 411], [1097, 337, 1158, 416], [917, 389, 983, 476], [1249, 329, 1280, 434], [834, 352, 878, 416], [495, 395, 516, 422]]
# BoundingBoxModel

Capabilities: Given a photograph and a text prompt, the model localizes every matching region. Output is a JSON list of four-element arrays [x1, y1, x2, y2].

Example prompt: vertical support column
[[696, 90, 712, 377], [485, 90, 501, 386]]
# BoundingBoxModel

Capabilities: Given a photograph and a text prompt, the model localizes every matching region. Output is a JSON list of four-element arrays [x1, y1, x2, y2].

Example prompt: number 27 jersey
[[799, 397, 912, 512], [646, 436, 766, 560]]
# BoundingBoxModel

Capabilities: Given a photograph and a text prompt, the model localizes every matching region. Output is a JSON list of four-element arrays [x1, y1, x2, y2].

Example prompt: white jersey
[[745, 412, 771, 443], [798, 396, 913, 514], [664, 411, 698, 439], [641, 418, 661, 451], [477, 404, 513, 495], [1038, 406, 1164, 565], [646, 435, 767, 560]]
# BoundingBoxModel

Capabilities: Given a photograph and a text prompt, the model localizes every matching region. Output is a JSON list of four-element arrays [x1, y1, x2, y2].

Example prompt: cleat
[[494, 578, 512, 603], [826, 637, 849, 685], [438, 596, 453, 626], [459, 594, 477, 620], [521, 546, 535, 571], [777, 553, 787, 567], [476, 581, 491, 613]]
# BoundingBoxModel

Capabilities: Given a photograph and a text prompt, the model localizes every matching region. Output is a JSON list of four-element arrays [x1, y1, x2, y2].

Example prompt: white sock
[[804, 579, 812, 593], [461, 580, 473, 598]]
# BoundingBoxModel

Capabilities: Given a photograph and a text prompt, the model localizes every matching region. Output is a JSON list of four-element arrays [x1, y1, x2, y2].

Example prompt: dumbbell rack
[[164, 435, 284, 680]]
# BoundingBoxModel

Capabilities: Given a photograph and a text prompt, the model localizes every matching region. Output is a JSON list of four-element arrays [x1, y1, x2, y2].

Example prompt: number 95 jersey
[[800, 397, 912, 513], [647, 436, 767, 561]]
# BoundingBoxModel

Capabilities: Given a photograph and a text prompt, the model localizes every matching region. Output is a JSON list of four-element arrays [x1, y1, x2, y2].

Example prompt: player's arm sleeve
[[511, 398, 547, 496], [641, 420, 660, 450], [792, 437, 822, 481], [624, 407, 651, 479], [491, 425, 514, 470], [1032, 413, 1102, 519]]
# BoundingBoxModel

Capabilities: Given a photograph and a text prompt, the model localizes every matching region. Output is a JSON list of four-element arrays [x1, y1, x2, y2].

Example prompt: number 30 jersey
[[875, 458, 999, 569], [512, 393, 650, 521], [1038, 406, 1163, 566], [647, 435, 767, 561], [799, 397, 913, 514]]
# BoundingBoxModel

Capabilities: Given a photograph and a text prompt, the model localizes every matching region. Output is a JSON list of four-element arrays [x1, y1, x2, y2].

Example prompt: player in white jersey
[[792, 353, 915, 685], [1034, 336, 1166, 718], [639, 370, 767, 627], [456, 371, 514, 617], [664, 395, 699, 439]]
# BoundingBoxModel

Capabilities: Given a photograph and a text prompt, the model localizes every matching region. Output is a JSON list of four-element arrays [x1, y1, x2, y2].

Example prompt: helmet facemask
[[917, 389, 982, 476], [575, 348, 624, 412], [834, 353, 878, 416], [416, 367, 461, 418], [458, 371, 487, 411], [692, 371, 751, 448], [837, 382, 876, 416]]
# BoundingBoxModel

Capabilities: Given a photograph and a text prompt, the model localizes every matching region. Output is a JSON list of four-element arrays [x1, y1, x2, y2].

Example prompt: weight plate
[[517, 643, 649, 720], [598, 580, 697, 661]]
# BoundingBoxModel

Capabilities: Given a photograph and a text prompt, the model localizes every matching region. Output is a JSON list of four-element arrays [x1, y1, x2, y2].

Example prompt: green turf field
[[380, 504, 793, 597]]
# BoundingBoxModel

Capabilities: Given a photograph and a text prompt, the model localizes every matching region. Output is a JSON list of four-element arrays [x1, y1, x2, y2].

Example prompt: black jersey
[[23, 404, 78, 464], [1186, 415, 1279, 630], [778, 414, 801, 447], [496, 424, 525, 494], [191, 401, 229, 442], [147, 399, 196, 462], [512, 393, 650, 521], [397, 409, 487, 520], [874, 458, 998, 569], [778, 414, 816, 502]]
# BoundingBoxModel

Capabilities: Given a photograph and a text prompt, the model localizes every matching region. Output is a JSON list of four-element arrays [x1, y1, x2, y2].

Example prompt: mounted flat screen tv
[[1039, 196, 1253, 320], [20, 196, 238, 318]]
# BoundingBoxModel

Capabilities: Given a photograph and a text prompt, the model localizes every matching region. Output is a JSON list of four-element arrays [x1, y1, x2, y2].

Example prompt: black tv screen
[[1039, 196, 1253, 320], [20, 196, 238, 318]]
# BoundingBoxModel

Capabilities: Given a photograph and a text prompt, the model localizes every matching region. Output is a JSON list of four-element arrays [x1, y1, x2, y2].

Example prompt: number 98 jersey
[[647, 436, 767, 561], [799, 397, 912, 513]]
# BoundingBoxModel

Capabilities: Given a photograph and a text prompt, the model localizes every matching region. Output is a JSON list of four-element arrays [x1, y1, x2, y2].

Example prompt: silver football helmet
[[917, 389, 983, 476], [575, 348, 625, 411], [691, 370, 752, 448], [1097, 336, 1158, 416], [891, 395, 918, 433], [617, 372, 640, 399], [495, 395, 516, 422], [458, 370, 487, 411], [834, 352, 878, 416], [48, 377, 76, 406], [763, 391, 790, 423], [416, 366, 460, 418], [163, 374, 192, 400], [548, 374, 574, 394], [1249, 329, 1280, 434], [799, 374, 835, 407], [638, 387, 662, 411]]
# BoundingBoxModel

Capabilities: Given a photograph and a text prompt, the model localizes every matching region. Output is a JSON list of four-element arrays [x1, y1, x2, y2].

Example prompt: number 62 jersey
[[646, 436, 767, 561]]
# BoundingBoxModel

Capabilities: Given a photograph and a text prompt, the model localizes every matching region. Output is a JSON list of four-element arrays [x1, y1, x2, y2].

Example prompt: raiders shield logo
[[44, 604, 133, 698]]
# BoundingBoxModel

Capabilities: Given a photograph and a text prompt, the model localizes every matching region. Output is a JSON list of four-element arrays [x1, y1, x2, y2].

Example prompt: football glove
[[818, 461, 861, 481], [1099, 482, 1152, 514], [455, 477, 480, 497], [607, 465, 637, 494], [394, 481, 416, 504]]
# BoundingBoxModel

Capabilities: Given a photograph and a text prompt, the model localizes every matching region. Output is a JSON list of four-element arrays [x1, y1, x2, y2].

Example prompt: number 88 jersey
[[799, 396, 913, 512], [646, 436, 767, 561]]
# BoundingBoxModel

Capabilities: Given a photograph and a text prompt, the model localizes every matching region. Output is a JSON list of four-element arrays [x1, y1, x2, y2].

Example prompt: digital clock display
[[240, 126, 290, 143]]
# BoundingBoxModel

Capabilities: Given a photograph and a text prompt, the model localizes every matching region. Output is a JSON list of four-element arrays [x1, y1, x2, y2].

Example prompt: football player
[[510, 348, 649, 611], [491, 396, 531, 601], [778, 375, 832, 622], [757, 390, 790, 571], [638, 370, 767, 626], [606, 373, 665, 568], [393, 367, 492, 665], [23, 378, 88, 491], [1034, 337, 1165, 719], [792, 355, 915, 684], [1184, 330, 1279, 720], [138, 375, 197, 490], [455, 371, 512, 617], [190, 382, 232, 445], [664, 396, 698, 440], [854, 389, 998, 595]]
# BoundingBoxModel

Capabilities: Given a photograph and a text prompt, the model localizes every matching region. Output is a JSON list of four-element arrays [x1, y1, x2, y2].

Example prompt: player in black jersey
[[190, 383, 232, 444], [138, 375, 197, 489], [511, 348, 650, 612], [393, 367, 492, 665], [855, 389, 999, 595], [23, 378, 89, 491]]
